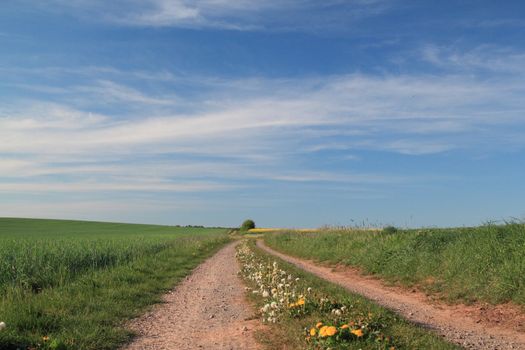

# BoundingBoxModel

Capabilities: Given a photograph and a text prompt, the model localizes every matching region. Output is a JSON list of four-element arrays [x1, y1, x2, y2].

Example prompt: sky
[[0, 0, 524, 228]]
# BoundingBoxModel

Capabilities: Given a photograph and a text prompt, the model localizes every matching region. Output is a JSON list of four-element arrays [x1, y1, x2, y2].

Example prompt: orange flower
[[319, 326, 328, 337], [351, 329, 364, 337], [325, 326, 337, 336], [316, 322, 323, 329], [309, 328, 316, 336], [340, 324, 349, 329], [297, 298, 305, 306]]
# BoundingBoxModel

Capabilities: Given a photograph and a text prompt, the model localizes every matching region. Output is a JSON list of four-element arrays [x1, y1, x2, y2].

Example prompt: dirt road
[[257, 240, 525, 350], [124, 241, 261, 350]]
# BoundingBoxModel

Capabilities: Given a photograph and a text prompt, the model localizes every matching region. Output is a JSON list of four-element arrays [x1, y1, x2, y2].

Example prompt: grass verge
[[237, 239, 457, 350], [264, 223, 525, 306]]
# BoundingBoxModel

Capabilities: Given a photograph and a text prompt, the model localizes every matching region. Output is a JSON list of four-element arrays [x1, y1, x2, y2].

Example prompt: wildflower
[[340, 324, 349, 329], [307, 287, 312, 292], [309, 328, 316, 336], [0, 322, 5, 331], [295, 277, 300, 281], [316, 322, 323, 329], [297, 298, 305, 306], [42, 336, 49, 342], [319, 326, 328, 337], [351, 329, 364, 337], [325, 326, 337, 336]]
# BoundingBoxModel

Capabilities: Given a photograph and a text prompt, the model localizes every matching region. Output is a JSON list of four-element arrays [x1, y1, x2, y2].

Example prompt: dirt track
[[257, 240, 525, 350], [124, 241, 261, 350]]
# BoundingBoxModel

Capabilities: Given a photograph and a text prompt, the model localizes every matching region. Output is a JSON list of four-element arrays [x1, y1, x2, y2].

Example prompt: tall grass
[[0, 218, 229, 349], [264, 223, 525, 306]]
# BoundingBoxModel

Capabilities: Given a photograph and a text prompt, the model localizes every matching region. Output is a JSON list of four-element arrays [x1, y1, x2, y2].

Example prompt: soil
[[257, 240, 525, 350], [124, 241, 261, 350]]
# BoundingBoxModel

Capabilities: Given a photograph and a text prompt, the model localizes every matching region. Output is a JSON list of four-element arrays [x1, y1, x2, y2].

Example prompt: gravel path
[[124, 241, 261, 350], [257, 240, 525, 350]]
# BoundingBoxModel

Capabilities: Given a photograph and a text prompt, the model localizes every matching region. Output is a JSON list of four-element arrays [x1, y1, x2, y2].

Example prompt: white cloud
[[2, 47, 525, 200], [422, 44, 525, 74], [0, 181, 233, 193], [32, 0, 391, 30]]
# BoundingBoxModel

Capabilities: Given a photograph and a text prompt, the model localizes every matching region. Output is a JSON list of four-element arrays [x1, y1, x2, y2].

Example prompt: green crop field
[[0, 218, 229, 350], [264, 223, 525, 306]]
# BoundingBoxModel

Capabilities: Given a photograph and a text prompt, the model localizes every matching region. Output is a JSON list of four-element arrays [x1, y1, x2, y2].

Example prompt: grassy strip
[[264, 223, 525, 306], [0, 218, 229, 350], [238, 239, 457, 350]]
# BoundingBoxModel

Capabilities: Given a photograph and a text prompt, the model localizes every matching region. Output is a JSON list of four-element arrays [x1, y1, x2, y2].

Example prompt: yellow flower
[[340, 324, 349, 329], [319, 326, 328, 337], [351, 329, 364, 337], [325, 326, 337, 336], [288, 302, 296, 308], [297, 298, 305, 306], [309, 328, 316, 336]]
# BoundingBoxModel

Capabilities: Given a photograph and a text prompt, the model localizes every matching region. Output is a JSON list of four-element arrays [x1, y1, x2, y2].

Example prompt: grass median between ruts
[[237, 239, 457, 350], [264, 223, 525, 306], [0, 218, 229, 350]]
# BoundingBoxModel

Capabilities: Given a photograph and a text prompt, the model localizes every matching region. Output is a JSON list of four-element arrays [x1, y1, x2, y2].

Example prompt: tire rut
[[124, 241, 261, 350]]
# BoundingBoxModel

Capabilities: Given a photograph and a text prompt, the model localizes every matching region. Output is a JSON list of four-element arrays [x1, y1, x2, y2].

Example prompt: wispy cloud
[[31, 0, 392, 31], [421, 44, 525, 75]]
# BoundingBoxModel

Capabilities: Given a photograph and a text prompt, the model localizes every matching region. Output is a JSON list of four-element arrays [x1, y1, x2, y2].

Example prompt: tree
[[241, 219, 255, 231]]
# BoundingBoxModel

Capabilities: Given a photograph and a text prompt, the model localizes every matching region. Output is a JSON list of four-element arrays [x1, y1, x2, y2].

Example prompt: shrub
[[241, 219, 255, 231], [382, 226, 398, 234]]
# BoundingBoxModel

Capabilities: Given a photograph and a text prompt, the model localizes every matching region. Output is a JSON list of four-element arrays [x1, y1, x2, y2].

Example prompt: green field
[[264, 223, 525, 306], [0, 218, 229, 350]]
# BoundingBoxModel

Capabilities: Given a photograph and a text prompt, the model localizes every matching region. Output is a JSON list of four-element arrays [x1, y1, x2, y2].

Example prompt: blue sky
[[0, 0, 524, 228]]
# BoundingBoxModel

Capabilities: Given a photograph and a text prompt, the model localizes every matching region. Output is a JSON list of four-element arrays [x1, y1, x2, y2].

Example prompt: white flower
[[262, 290, 270, 298], [295, 277, 300, 281], [0, 322, 5, 331], [307, 287, 312, 292]]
